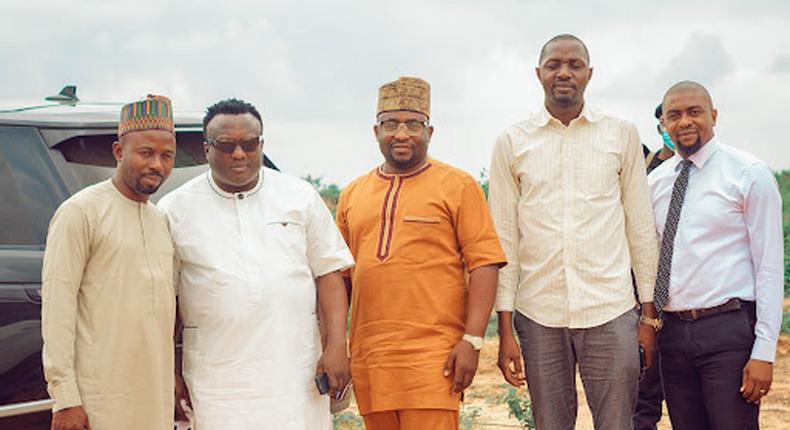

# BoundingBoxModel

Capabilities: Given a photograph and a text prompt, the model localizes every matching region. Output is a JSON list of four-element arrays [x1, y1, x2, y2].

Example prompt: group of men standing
[[41, 33, 783, 430]]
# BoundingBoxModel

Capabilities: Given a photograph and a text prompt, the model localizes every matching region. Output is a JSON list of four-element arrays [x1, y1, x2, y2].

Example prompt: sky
[[3, 0, 790, 186]]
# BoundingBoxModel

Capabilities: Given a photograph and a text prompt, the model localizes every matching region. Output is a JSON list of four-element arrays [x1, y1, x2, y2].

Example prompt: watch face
[[463, 335, 483, 350]]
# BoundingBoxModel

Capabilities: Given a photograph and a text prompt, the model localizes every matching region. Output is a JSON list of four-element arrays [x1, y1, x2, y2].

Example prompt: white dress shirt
[[649, 139, 784, 362], [490, 104, 659, 328]]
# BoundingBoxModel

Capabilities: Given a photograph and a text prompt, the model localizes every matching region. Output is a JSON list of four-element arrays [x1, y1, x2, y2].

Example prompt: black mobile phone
[[315, 372, 330, 395], [639, 345, 646, 369], [639, 345, 646, 367]]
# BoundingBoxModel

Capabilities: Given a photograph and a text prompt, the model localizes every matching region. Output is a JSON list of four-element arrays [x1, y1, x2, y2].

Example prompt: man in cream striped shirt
[[489, 34, 660, 430]]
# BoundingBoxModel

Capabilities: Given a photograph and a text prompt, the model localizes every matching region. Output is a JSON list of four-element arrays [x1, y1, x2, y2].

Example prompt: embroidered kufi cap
[[118, 95, 175, 137], [377, 77, 430, 118]]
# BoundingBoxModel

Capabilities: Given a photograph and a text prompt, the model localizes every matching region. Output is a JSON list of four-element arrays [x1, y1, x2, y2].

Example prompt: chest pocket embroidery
[[403, 215, 441, 224]]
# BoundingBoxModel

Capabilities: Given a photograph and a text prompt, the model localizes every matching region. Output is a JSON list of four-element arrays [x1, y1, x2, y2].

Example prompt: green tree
[[303, 174, 341, 217], [778, 170, 789, 295]]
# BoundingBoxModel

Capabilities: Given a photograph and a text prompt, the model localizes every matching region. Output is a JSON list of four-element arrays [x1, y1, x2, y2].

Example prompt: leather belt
[[667, 298, 744, 322]]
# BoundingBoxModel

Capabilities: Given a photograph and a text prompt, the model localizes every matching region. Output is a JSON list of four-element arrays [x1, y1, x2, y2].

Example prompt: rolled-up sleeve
[[41, 203, 89, 411]]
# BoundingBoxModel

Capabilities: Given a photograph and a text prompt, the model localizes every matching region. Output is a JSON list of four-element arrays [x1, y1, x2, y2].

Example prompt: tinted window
[[0, 127, 69, 246], [58, 131, 206, 167], [54, 131, 210, 202]]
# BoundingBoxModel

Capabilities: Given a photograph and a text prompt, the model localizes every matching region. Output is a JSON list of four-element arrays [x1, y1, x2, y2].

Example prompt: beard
[[133, 173, 165, 195], [549, 84, 579, 106], [677, 137, 703, 157]]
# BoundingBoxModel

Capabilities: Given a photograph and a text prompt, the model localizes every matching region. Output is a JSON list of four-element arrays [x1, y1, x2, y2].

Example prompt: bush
[[499, 385, 535, 429]]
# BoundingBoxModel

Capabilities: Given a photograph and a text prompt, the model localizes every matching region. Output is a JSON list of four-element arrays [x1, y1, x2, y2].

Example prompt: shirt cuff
[[495, 294, 516, 312], [751, 338, 777, 363], [636, 283, 655, 305], [49, 380, 82, 412]]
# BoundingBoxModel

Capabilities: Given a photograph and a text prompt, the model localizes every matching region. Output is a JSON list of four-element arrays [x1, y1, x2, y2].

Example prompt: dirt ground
[[337, 334, 790, 429], [459, 335, 790, 429]]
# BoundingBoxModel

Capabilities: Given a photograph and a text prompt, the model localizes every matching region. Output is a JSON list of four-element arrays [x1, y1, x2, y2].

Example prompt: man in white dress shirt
[[649, 81, 783, 430], [159, 98, 353, 429], [489, 34, 660, 429]]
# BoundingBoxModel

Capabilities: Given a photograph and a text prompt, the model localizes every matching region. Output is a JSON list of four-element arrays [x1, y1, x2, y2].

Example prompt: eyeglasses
[[378, 119, 428, 136], [206, 137, 262, 153]]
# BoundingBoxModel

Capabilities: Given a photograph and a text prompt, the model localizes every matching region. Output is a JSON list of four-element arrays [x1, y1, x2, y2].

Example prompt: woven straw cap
[[377, 77, 430, 118]]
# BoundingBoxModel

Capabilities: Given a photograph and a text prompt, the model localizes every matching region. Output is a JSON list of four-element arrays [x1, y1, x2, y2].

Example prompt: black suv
[[0, 94, 274, 428]]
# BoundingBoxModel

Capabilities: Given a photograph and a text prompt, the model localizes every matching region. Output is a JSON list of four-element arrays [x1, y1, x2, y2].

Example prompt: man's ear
[[112, 140, 123, 163], [373, 124, 380, 139], [426, 125, 434, 140], [711, 108, 718, 127]]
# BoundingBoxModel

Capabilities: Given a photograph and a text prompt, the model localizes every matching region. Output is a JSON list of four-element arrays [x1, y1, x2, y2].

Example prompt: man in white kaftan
[[158, 98, 353, 430]]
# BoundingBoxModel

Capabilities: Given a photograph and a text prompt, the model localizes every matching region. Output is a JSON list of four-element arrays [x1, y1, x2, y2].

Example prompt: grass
[[778, 171, 789, 296], [333, 411, 364, 429], [499, 385, 536, 429]]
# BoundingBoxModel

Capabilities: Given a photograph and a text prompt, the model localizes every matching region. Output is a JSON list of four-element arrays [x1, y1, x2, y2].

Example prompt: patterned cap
[[377, 77, 430, 118], [118, 95, 175, 137]]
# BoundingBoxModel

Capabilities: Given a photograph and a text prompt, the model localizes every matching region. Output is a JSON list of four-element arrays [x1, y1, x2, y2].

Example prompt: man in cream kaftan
[[42, 95, 177, 430]]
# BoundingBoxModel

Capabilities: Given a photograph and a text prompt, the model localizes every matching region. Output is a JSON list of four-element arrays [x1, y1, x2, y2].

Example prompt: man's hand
[[741, 359, 773, 404], [443, 340, 480, 394], [637, 322, 656, 370], [316, 343, 350, 398], [51, 405, 89, 430], [174, 374, 193, 422], [498, 333, 525, 387], [638, 303, 658, 370]]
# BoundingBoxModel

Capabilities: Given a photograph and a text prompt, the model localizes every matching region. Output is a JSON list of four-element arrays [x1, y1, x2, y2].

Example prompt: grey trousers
[[514, 310, 640, 430]]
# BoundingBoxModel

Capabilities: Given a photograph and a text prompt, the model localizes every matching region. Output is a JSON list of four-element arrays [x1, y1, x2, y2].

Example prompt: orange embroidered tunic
[[336, 158, 506, 414]]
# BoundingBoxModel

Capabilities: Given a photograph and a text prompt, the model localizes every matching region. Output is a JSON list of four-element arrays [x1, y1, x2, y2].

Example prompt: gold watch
[[640, 315, 663, 331]]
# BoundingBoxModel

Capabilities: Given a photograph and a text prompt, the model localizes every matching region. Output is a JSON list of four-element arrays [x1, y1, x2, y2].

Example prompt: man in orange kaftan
[[336, 77, 507, 430]]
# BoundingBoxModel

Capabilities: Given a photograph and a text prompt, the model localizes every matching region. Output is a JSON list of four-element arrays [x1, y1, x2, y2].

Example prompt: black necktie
[[654, 160, 692, 312]]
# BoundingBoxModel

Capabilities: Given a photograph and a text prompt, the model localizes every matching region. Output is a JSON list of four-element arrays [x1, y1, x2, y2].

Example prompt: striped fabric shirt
[[489, 104, 659, 328]]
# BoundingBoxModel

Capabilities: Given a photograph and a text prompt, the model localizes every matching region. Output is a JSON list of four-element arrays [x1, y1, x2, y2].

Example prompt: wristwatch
[[462, 334, 484, 350], [639, 315, 663, 332]]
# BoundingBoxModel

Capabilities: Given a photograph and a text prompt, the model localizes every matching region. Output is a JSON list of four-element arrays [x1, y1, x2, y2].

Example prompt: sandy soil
[[337, 334, 790, 429], [460, 335, 790, 429]]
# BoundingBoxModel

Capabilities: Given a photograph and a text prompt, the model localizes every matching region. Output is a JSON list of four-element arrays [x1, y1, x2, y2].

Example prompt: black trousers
[[633, 345, 663, 430], [659, 304, 760, 430]]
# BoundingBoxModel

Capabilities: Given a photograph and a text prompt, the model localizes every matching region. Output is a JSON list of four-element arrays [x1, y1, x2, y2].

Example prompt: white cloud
[[2, 0, 789, 185]]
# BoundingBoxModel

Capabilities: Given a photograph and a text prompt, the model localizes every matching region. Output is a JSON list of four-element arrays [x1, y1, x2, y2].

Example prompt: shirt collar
[[530, 102, 601, 128], [668, 137, 720, 172], [206, 169, 264, 200], [376, 158, 433, 180]]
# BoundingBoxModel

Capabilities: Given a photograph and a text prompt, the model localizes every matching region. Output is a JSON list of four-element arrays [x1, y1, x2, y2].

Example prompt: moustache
[[553, 82, 576, 89], [141, 172, 165, 180]]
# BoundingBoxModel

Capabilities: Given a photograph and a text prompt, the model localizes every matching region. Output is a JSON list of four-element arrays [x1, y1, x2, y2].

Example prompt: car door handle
[[25, 286, 42, 304], [0, 284, 39, 304]]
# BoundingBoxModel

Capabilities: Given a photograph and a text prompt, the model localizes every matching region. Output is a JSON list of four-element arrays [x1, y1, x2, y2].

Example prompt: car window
[[57, 131, 207, 167], [54, 131, 209, 202], [0, 127, 69, 246]]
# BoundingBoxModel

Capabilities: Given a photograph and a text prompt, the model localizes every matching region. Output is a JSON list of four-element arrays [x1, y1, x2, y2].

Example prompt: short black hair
[[661, 80, 713, 111], [203, 98, 263, 134], [538, 34, 590, 65]]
